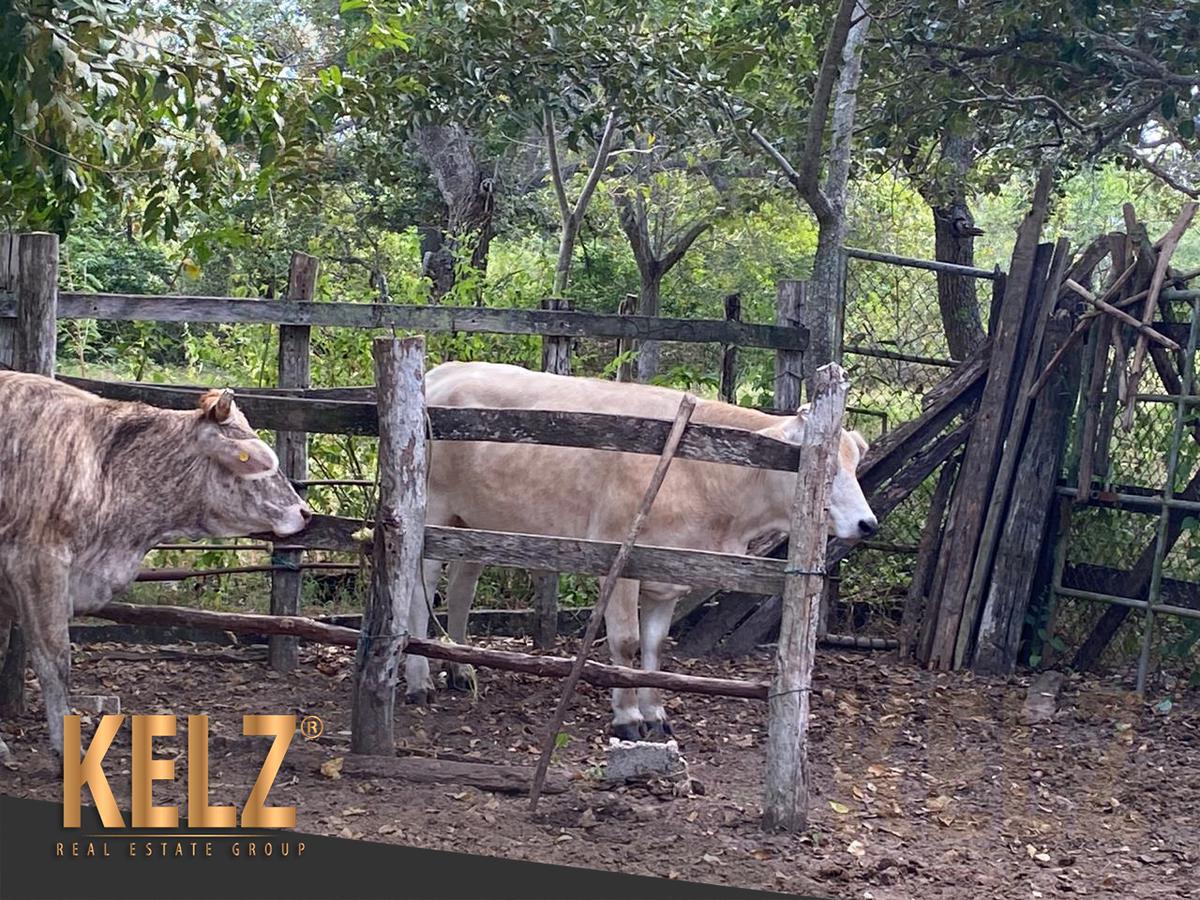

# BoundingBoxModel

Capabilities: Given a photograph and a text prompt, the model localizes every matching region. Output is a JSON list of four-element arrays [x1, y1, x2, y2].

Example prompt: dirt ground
[[2, 635, 1199, 899]]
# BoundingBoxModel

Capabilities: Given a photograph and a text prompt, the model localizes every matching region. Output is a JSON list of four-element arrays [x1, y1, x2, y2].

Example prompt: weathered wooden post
[[540, 297, 572, 376], [0, 232, 58, 717], [719, 292, 741, 404], [531, 298, 573, 649], [0, 234, 15, 368], [774, 280, 805, 412], [351, 337, 427, 755], [764, 362, 849, 832], [16, 232, 58, 376], [0, 234, 21, 718], [270, 252, 318, 672], [616, 293, 636, 383]]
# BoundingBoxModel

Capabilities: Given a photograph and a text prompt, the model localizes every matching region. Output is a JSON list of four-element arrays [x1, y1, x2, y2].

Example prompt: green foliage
[[0, 0, 345, 234]]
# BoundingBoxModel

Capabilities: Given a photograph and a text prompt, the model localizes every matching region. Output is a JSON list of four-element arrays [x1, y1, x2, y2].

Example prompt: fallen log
[[208, 737, 571, 795], [93, 602, 770, 700]]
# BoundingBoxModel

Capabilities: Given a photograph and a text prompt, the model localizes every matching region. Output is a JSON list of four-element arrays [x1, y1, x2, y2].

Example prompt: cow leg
[[604, 577, 644, 740], [404, 559, 442, 706], [0, 611, 11, 761], [445, 561, 483, 692], [11, 560, 71, 755], [637, 592, 676, 741]]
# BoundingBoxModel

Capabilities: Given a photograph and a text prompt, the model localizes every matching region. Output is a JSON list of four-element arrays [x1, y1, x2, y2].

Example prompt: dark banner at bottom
[[0, 795, 819, 900]]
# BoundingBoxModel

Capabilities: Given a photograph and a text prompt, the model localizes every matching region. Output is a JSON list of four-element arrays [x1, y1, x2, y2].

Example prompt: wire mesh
[[1052, 291, 1200, 686], [836, 250, 996, 635]]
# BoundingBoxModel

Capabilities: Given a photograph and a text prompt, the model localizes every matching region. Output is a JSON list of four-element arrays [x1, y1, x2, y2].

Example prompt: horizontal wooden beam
[[64, 375, 805, 470], [425, 526, 784, 595], [270, 517, 786, 596], [0, 294, 808, 351], [92, 602, 769, 700]]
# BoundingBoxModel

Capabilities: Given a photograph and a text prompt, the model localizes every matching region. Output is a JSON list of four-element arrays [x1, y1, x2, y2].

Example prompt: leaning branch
[[573, 109, 620, 219], [543, 107, 571, 223]]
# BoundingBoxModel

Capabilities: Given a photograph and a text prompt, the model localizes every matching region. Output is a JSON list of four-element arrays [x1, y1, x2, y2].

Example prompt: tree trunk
[[929, 132, 986, 360], [635, 271, 663, 382], [413, 124, 495, 301], [805, 0, 869, 393]]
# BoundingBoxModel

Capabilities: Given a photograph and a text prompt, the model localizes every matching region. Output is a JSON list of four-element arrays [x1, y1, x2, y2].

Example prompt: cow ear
[[848, 429, 869, 455], [210, 437, 279, 479], [759, 412, 808, 444], [199, 389, 236, 424]]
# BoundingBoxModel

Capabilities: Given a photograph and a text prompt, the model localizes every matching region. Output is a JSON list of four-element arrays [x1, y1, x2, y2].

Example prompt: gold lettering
[[62, 715, 125, 828], [297, 841, 305, 856], [55, 843, 63, 857], [128, 842, 136, 857], [240, 715, 296, 828], [131, 715, 178, 828], [186, 715, 236, 828]]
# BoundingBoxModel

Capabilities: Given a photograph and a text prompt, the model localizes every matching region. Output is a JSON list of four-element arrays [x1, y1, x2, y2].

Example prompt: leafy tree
[[0, 0, 342, 235]]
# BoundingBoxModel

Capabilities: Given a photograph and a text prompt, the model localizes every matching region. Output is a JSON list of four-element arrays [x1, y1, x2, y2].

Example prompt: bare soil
[[2, 636, 1199, 899]]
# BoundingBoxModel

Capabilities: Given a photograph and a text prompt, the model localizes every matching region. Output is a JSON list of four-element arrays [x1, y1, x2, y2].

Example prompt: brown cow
[[408, 362, 875, 739], [0, 373, 311, 758]]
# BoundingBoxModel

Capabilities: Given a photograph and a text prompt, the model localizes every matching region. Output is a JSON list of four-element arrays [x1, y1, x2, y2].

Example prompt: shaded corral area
[[2, 640, 1196, 899]]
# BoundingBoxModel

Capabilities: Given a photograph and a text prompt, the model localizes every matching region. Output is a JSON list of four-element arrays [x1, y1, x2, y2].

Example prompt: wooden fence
[[0, 232, 845, 829], [1, 237, 812, 665]]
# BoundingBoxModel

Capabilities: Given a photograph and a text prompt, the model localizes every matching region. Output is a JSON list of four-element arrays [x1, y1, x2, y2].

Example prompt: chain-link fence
[[1049, 290, 1200, 686], [835, 247, 1002, 635]]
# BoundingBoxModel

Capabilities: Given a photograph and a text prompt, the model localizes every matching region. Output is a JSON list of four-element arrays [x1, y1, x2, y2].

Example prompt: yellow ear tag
[[238, 451, 250, 462]]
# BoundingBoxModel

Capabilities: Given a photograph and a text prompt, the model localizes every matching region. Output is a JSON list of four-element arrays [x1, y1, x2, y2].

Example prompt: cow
[[0, 373, 311, 759], [405, 361, 876, 739]]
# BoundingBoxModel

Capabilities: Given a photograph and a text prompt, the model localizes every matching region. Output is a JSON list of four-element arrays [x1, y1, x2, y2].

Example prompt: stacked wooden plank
[[919, 194, 1198, 674]]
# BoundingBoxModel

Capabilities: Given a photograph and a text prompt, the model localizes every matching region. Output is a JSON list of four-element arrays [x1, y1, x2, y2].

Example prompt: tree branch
[[1120, 145, 1200, 199], [613, 190, 655, 279], [660, 218, 712, 275], [543, 107, 571, 224], [793, 0, 858, 224], [573, 109, 620, 219]]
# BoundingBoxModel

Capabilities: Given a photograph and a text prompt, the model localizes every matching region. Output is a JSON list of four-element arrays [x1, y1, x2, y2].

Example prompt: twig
[[1063, 279, 1181, 351], [528, 394, 697, 811], [1123, 201, 1198, 423]]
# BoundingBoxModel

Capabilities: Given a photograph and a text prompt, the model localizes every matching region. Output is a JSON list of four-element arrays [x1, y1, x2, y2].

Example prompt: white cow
[[408, 361, 875, 739]]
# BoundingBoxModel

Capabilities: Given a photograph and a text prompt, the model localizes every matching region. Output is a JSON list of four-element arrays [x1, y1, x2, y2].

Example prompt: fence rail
[[0, 292, 808, 351], [62, 374, 806, 471], [267, 515, 787, 596], [843, 247, 1001, 280]]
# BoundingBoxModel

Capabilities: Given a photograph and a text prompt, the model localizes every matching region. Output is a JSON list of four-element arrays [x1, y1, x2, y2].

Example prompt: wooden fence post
[[774, 281, 805, 411], [0, 232, 58, 718], [0, 234, 20, 718], [764, 362, 849, 832], [351, 337, 427, 755], [0, 234, 14, 368], [270, 252, 318, 673], [719, 292, 741, 404], [615, 294, 637, 383], [532, 297, 573, 650], [16, 232, 58, 376]]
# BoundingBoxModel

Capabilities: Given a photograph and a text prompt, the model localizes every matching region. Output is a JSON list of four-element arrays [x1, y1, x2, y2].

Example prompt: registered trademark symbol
[[300, 715, 324, 741]]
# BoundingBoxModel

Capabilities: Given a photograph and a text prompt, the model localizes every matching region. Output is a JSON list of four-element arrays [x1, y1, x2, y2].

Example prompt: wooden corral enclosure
[[0, 230, 884, 830]]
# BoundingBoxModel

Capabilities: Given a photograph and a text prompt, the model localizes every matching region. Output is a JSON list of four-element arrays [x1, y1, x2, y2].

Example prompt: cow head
[[760, 407, 878, 541], [194, 390, 311, 537]]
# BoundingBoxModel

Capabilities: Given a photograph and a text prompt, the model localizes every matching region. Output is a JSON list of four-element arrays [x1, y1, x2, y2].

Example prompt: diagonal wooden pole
[[528, 393, 697, 811]]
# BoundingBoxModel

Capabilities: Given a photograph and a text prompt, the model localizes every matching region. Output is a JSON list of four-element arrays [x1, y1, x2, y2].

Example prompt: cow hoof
[[644, 720, 674, 742], [405, 689, 434, 707], [447, 665, 475, 692], [610, 722, 644, 742]]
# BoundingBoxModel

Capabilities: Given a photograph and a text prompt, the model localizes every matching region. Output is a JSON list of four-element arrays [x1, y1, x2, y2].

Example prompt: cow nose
[[858, 517, 878, 537]]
